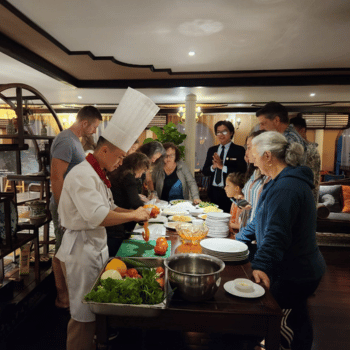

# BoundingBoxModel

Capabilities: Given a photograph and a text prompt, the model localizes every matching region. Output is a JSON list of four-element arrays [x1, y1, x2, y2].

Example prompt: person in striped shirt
[[240, 130, 270, 229]]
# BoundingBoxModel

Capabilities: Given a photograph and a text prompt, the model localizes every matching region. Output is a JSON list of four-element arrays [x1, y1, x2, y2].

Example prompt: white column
[[184, 93, 197, 175]]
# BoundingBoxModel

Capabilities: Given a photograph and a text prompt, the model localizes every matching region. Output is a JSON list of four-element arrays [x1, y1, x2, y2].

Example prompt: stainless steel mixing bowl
[[164, 253, 225, 302]]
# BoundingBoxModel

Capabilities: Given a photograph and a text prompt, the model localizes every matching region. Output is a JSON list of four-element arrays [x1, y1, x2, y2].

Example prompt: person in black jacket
[[106, 152, 150, 256], [202, 120, 247, 212]]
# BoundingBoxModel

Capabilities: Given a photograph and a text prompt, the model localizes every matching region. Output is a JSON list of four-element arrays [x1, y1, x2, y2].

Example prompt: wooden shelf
[[7, 174, 49, 182], [0, 144, 29, 151], [0, 233, 37, 260], [16, 192, 42, 205], [0, 135, 55, 140]]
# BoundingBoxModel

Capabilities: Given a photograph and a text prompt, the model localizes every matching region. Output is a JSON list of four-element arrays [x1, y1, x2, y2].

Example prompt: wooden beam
[[0, 33, 78, 87]]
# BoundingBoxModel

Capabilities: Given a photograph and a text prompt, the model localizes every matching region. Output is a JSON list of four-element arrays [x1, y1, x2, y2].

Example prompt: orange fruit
[[105, 258, 127, 277]]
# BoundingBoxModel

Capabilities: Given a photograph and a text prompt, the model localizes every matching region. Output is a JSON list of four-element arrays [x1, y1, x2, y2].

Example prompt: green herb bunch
[[84, 268, 164, 305]]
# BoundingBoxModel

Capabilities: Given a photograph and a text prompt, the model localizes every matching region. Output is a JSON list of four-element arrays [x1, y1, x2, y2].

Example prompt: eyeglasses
[[215, 131, 229, 136]]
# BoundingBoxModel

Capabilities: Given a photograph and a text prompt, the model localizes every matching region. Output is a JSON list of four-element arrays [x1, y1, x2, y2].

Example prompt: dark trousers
[[209, 186, 232, 213], [270, 278, 322, 350], [107, 235, 128, 257]]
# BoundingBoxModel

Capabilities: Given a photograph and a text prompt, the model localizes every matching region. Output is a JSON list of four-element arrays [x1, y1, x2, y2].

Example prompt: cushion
[[316, 204, 330, 219], [319, 185, 342, 212], [320, 194, 335, 208], [342, 185, 350, 213], [327, 212, 350, 221]]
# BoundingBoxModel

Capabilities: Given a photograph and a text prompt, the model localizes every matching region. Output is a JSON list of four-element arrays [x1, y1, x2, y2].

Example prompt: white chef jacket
[[56, 160, 117, 322]]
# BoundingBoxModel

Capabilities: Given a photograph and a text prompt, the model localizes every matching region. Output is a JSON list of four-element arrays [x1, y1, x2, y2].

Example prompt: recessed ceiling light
[[78, 96, 82, 99], [188, 51, 195, 56], [310, 93, 316, 97]]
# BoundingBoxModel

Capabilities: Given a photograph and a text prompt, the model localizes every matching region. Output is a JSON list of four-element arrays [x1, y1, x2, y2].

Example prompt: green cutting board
[[116, 239, 171, 258]]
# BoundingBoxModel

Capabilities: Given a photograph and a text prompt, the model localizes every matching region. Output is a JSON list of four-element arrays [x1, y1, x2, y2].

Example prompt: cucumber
[[135, 267, 151, 274], [120, 257, 149, 268]]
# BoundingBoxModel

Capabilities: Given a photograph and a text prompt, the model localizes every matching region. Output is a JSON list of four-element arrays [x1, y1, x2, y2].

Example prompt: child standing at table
[[224, 172, 250, 238]]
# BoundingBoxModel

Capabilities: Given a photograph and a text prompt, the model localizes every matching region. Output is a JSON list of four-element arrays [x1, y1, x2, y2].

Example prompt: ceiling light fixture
[[310, 93, 316, 97], [78, 96, 82, 99], [188, 51, 195, 56], [177, 106, 203, 122]]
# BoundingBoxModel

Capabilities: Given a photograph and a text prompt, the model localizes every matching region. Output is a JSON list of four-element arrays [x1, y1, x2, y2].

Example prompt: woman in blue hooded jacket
[[236, 131, 326, 350]]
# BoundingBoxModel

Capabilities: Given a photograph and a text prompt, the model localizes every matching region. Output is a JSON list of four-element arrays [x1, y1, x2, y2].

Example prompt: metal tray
[[82, 257, 168, 317]]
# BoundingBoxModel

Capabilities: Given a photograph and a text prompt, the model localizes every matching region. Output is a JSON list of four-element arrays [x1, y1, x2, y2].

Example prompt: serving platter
[[196, 202, 219, 209], [170, 199, 192, 205], [162, 208, 188, 216], [83, 257, 169, 317], [168, 215, 194, 223]]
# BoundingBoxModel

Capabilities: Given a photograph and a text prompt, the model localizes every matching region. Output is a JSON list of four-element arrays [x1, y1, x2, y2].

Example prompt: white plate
[[189, 208, 204, 216], [164, 222, 180, 230], [168, 215, 193, 222], [196, 203, 219, 209], [224, 280, 265, 298], [198, 214, 207, 220], [200, 238, 248, 253], [207, 212, 231, 219], [205, 221, 229, 227], [170, 199, 192, 205], [202, 208, 224, 214], [155, 202, 170, 210], [162, 208, 189, 216], [131, 224, 166, 240], [148, 215, 168, 224], [202, 249, 249, 260], [207, 232, 230, 238]]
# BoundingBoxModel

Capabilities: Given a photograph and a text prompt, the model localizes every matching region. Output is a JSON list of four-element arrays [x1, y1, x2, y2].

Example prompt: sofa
[[317, 178, 350, 234]]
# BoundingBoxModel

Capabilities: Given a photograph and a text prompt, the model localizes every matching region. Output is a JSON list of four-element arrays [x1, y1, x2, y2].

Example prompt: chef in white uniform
[[56, 88, 160, 350]]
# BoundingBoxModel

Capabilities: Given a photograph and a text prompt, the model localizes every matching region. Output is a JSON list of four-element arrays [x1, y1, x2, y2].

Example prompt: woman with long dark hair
[[106, 152, 150, 256]]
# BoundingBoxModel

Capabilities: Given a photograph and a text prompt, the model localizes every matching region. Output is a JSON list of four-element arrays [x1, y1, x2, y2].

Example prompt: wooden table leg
[[33, 227, 40, 282], [95, 314, 109, 350], [0, 258, 4, 281], [265, 315, 281, 350], [43, 180, 50, 255]]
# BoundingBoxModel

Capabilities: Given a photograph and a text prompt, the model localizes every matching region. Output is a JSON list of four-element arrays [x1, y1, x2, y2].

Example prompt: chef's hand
[[252, 270, 270, 289], [139, 194, 149, 202], [134, 207, 150, 222], [193, 198, 201, 205]]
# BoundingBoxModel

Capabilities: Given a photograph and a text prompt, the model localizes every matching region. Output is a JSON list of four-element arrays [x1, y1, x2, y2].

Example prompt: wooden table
[[95, 232, 282, 350]]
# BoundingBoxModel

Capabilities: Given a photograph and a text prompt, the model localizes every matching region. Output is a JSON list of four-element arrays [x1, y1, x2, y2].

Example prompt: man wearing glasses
[[202, 121, 247, 213]]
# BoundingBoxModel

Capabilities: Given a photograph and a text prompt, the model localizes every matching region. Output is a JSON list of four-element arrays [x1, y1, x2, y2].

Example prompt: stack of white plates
[[200, 238, 249, 262], [205, 212, 231, 238]]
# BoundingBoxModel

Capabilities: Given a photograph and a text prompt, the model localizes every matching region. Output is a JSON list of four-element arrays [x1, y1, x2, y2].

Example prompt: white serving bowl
[[189, 208, 204, 216]]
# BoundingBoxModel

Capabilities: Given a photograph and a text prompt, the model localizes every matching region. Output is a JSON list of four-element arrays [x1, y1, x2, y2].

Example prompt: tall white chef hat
[[102, 87, 160, 152]]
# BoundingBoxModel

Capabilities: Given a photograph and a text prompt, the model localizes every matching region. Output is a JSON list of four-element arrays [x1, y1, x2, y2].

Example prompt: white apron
[[56, 227, 109, 322]]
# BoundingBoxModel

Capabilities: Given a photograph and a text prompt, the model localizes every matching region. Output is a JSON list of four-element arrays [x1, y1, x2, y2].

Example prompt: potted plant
[[144, 122, 187, 159]]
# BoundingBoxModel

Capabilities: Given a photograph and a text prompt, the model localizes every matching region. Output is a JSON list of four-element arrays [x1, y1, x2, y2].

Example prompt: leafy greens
[[84, 268, 164, 305]]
